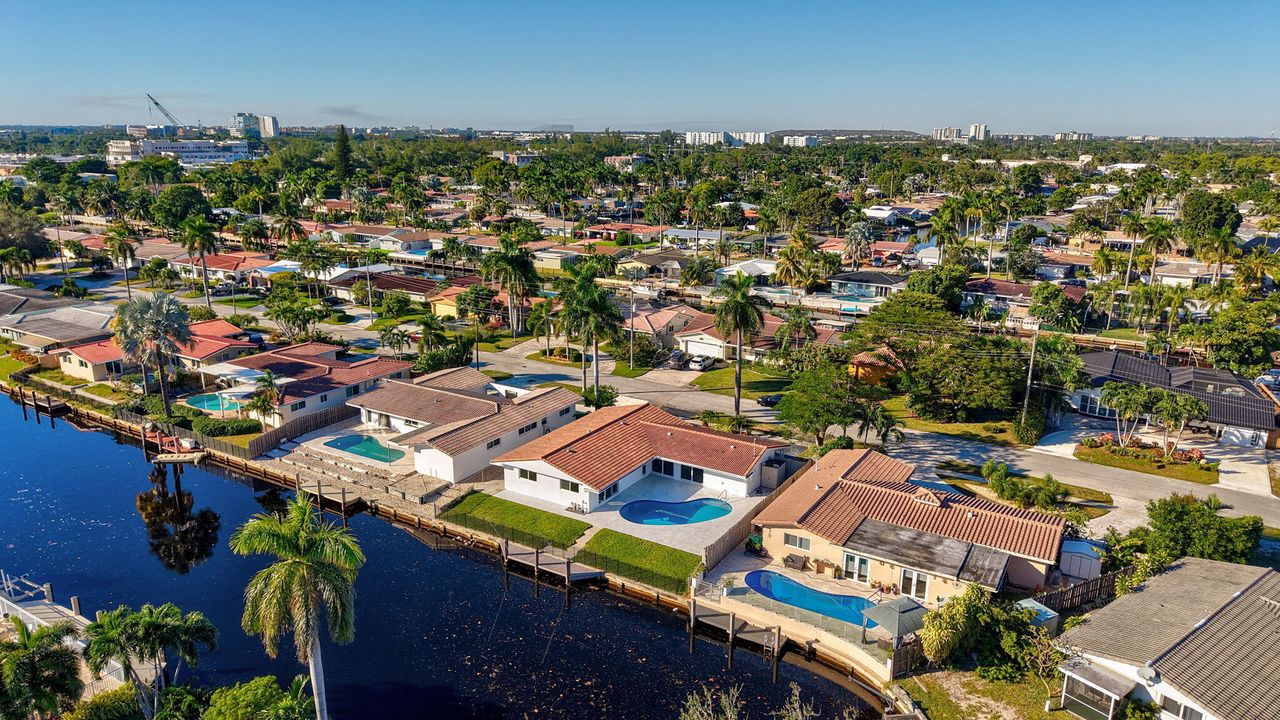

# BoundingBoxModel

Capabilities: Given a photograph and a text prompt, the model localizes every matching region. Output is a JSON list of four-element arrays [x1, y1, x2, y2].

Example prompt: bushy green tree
[[1144, 494, 1263, 564]]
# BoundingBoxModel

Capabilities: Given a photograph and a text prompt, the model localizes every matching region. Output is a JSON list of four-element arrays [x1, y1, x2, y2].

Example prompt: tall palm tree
[[1194, 226, 1239, 286], [104, 223, 139, 300], [575, 285, 623, 393], [1, 617, 83, 719], [230, 496, 366, 720], [1090, 246, 1116, 279], [1119, 212, 1147, 290], [1141, 217, 1177, 285], [379, 327, 411, 356], [479, 234, 538, 336], [526, 298, 556, 354], [843, 221, 874, 268], [179, 215, 220, 310], [129, 603, 217, 693], [416, 311, 447, 354], [773, 306, 815, 353], [272, 214, 307, 253], [712, 274, 765, 415], [113, 292, 193, 418]]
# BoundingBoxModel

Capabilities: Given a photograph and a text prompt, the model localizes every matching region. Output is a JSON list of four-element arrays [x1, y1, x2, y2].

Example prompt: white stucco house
[[493, 403, 788, 513], [346, 366, 579, 483]]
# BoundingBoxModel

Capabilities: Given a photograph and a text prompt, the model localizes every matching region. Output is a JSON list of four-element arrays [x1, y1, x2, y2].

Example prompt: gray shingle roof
[[1081, 351, 1278, 431], [841, 517, 1010, 590]]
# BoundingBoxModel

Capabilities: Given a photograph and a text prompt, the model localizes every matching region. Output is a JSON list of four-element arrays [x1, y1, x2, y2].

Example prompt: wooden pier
[[501, 539, 605, 583], [689, 596, 784, 678], [154, 451, 208, 464]]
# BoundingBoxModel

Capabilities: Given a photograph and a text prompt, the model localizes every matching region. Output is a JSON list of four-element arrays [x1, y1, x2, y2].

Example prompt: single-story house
[[754, 449, 1066, 603], [1056, 557, 1278, 720], [848, 346, 900, 385], [659, 227, 720, 249], [828, 270, 910, 298], [715, 258, 777, 285], [962, 278, 1086, 311], [50, 318, 256, 382], [170, 251, 275, 284], [0, 287, 83, 317], [1037, 252, 1092, 280], [0, 304, 115, 352], [622, 303, 714, 348], [617, 250, 695, 280], [211, 342, 413, 426], [347, 366, 579, 482], [495, 403, 788, 512], [50, 339, 130, 382], [1072, 350, 1279, 447], [676, 312, 842, 361], [329, 273, 465, 305], [863, 206, 930, 225], [581, 222, 669, 243]]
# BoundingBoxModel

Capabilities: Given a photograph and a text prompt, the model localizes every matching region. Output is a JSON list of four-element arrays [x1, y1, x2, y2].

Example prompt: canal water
[[0, 402, 875, 719]]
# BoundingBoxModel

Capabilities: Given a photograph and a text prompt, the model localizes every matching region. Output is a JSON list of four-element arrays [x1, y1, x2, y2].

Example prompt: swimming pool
[[744, 570, 877, 627], [323, 434, 405, 463], [619, 498, 732, 525], [186, 393, 243, 411]]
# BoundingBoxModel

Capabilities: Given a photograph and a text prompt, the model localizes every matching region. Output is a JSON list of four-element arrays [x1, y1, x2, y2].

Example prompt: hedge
[[192, 416, 262, 436], [64, 685, 143, 720]]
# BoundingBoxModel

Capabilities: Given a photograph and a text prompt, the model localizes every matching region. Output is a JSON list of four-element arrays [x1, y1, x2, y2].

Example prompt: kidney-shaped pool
[[619, 498, 732, 525], [744, 570, 877, 627]]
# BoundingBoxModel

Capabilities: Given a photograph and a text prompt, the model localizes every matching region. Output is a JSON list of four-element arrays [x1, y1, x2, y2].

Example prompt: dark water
[[0, 402, 874, 719]]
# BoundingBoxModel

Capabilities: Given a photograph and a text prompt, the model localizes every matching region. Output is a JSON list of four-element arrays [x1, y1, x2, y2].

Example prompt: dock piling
[[533, 548, 540, 597], [71, 596, 81, 616], [688, 598, 696, 654], [727, 611, 736, 669], [771, 626, 781, 684], [42, 582, 53, 603]]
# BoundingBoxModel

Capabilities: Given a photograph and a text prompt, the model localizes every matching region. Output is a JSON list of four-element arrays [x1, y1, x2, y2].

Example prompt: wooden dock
[[501, 539, 605, 582], [688, 595, 783, 677], [154, 451, 207, 464]]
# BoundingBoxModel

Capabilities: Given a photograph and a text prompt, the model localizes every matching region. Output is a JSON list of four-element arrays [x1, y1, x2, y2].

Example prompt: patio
[[497, 473, 771, 554], [301, 421, 418, 475]]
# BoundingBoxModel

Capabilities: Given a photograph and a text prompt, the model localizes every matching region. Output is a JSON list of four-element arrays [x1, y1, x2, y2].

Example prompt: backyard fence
[[440, 509, 574, 552], [113, 404, 359, 461], [698, 456, 815, 571], [889, 638, 925, 679], [1033, 567, 1135, 613], [573, 548, 690, 595]]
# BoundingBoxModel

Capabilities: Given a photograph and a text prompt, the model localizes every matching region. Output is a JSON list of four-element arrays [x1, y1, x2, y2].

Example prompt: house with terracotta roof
[[51, 318, 259, 382], [962, 278, 1087, 312], [675, 312, 843, 362], [170, 251, 274, 284], [753, 449, 1066, 604], [622, 303, 714, 348], [346, 367, 578, 482], [212, 342, 412, 426], [494, 403, 788, 513], [1055, 557, 1279, 720]]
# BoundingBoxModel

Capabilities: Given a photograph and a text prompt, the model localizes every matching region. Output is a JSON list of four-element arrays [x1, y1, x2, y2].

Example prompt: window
[[78, 360, 88, 368], [1160, 697, 1203, 720], [320, 394, 328, 402], [289, 400, 307, 412], [651, 459, 674, 476], [559, 479, 580, 493], [518, 421, 537, 435], [486, 438, 501, 450], [518, 468, 537, 481], [559, 407, 572, 417], [600, 483, 618, 500], [900, 569, 929, 601], [345, 386, 360, 397], [843, 554, 871, 584], [680, 465, 705, 484], [783, 533, 811, 551]]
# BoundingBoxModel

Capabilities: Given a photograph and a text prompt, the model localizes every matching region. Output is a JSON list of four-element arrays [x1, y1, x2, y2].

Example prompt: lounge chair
[[783, 554, 807, 570]]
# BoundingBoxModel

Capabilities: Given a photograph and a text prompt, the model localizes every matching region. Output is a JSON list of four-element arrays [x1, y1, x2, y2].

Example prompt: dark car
[[757, 394, 784, 408]]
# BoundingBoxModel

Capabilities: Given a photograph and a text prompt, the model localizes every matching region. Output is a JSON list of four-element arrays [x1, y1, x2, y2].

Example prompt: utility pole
[[629, 289, 636, 370], [1021, 323, 1041, 425]]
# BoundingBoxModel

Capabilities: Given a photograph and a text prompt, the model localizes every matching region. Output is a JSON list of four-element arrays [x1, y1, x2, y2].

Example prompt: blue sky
[[5, 0, 1278, 136]]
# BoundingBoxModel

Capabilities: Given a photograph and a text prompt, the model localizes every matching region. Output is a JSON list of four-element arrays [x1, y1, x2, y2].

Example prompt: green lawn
[[481, 369, 514, 381], [477, 335, 529, 352], [935, 460, 1114, 504], [536, 381, 586, 397], [901, 672, 1069, 720], [219, 432, 261, 448], [0, 355, 30, 383], [30, 368, 85, 387], [1096, 327, 1145, 342], [526, 349, 582, 366], [1270, 465, 1280, 498], [574, 529, 702, 594], [610, 362, 652, 378], [213, 297, 262, 309], [691, 366, 792, 400], [883, 396, 1022, 446], [1074, 444, 1219, 484], [439, 492, 590, 549], [82, 383, 131, 401]]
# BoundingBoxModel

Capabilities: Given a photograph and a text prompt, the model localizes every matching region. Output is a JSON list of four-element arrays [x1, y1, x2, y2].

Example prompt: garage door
[[683, 339, 723, 359]]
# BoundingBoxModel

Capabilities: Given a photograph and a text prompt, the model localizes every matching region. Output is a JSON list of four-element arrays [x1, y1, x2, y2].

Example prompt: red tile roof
[[57, 339, 123, 364], [172, 251, 273, 272], [496, 404, 786, 491], [229, 344, 412, 403], [755, 449, 1064, 563], [188, 318, 245, 338]]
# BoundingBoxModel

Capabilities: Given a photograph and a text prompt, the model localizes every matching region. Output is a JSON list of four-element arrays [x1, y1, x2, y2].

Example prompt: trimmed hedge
[[64, 685, 143, 720], [192, 416, 263, 436]]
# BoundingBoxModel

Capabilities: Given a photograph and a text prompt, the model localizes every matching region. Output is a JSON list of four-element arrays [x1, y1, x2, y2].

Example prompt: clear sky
[[5, 0, 1278, 136]]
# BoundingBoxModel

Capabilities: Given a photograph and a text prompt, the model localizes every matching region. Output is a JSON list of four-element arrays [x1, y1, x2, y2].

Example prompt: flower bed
[[1074, 434, 1219, 485]]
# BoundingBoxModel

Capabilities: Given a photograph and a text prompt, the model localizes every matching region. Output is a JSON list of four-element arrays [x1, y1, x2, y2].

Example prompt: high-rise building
[[932, 127, 965, 141], [258, 115, 280, 138], [782, 135, 818, 148], [968, 123, 989, 141], [1054, 130, 1093, 142], [230, 112, 260, 138], [106, 139, 251, 167], [684, 131, 733, 146], [728, 131, 767, 145]]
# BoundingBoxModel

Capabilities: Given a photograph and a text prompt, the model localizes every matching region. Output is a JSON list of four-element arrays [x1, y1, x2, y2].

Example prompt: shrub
[[64, 685, 143, 720], [981, 422, 1005, 434], [817, 435, 856, 456], [1011, 404, 1045, 444], [583, 385, 619, 409], [186, 306, 217, 322], [1098, 432, 1115, 445], [10, 349, 39, 366], [204, 676, 286, 720], [224, 313, 257, 328], [1120, 698, 1160, 720], [191, 416, 262, 436]]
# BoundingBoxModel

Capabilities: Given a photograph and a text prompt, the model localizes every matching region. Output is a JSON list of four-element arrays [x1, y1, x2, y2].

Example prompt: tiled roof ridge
[[1150, 567, 1275, 670], [541, 404, 653, 457], [636, 417, 780, 448]]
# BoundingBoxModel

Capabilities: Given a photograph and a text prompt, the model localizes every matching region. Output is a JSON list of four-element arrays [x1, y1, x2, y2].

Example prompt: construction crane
[[146, 94, 184, 127]]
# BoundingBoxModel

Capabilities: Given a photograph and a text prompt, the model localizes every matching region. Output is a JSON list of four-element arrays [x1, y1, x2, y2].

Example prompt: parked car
[[687, 355, 715, 372], [757, 394, 783, 408], [664, 350, 688, 369]]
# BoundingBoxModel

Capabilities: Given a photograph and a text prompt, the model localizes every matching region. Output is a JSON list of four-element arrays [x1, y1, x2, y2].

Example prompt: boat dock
[[501, 538, 605, 582], [689, 594, 785, 677], [154, 451, 208, 464]]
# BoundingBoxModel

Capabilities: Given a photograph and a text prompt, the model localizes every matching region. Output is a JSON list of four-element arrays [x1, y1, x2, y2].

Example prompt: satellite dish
[[1138, 665, 1160, 684]]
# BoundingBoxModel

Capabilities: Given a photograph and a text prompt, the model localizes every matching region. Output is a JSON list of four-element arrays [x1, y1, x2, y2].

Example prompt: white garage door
[[683, 339, 723, 359]]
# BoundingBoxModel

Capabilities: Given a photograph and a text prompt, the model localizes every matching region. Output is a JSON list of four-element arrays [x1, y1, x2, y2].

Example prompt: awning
[[861, 596, 927, 639], [1059, 656, 1136, 699]]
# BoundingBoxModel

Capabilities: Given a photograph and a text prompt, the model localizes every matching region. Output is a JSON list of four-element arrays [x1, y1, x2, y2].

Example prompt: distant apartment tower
[[490, 149, 539, 167], [729, 131, 767, 145], [782, 135, 818, 148], [230, 113, 260, 139], [1054, 130, 1093, 142], [932, 127, 965, 141], [126, 125, 176, 139], [604, 154, 648, 173], [684, 131, 733, 146], [105, 139, 252, 167], [258, 115, 280, 138], [968, 123, 989, 141]]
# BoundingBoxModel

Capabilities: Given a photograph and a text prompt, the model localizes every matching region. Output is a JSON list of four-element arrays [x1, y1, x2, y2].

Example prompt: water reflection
[[135, 462, 222, 574]]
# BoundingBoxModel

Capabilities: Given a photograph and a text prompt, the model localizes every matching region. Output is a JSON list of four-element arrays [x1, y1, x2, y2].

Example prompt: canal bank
[[0, 396, 883, 718]]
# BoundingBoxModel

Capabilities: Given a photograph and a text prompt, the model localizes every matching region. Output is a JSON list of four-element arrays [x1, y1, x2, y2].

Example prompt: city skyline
[[6, 0, 1279, 136]]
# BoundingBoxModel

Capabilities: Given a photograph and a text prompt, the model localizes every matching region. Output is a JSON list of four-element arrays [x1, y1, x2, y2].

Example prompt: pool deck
[[301, 422, 418, 475], [498, 474, 770, 554]]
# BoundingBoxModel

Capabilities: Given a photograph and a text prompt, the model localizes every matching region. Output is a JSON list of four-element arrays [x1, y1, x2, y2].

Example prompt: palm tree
[[575, 285, 623, 394], [230, 496, 365, 720], [1194, 227, 1239, 286], [858, 402, 906, 446], [416, 311, 448, 354], [712, 274, 765, 415], [0, 617, 83, 719], [843, 221, 875, 269], [479, 234, 538, 336], [526, 298, 556, 354], [1119, 212, 1146, 290], [379, 327, 410, 356], [244, 369, 282, 425], [692, 409, 726, 427], [272, 214, 307, 252], [179, 215, 220, 309], [772, 230, 816, 292], [1235, 246, 1280, 296], [104, 223, 139, 300], [773, 306, 815, 353], [1090, 246, 1116, 279], [113, 292, 192, 418], [0, 246, 35, 282], [1141, 217, 1177, 285], [239, 218, 270, 250]]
